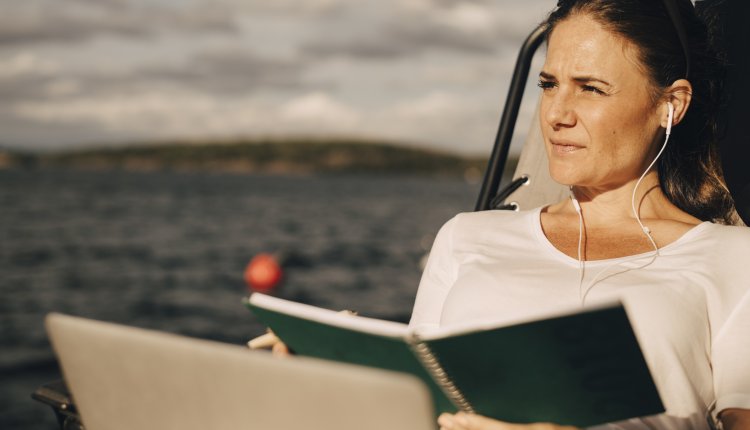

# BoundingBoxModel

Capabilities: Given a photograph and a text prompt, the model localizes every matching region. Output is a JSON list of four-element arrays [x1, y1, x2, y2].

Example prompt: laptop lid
[[46, 313, 436, 430]]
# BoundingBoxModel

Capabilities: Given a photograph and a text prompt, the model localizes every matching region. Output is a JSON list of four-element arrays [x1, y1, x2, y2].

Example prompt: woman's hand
[[270, 340, 291, 356], [438, 412, 580, 430], [248, 311, 356, 357], [247, 330, 292, 357]]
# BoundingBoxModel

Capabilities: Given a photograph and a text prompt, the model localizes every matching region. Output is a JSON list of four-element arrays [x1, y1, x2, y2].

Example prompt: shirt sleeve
[[408, 215, 459, 330], [712, 283, 750, 415]]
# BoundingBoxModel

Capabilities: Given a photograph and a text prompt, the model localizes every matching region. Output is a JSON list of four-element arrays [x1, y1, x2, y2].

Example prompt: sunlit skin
[[436, 12, 750, 430], [540, 18, 664, 190], [538, 13, 699, 261]]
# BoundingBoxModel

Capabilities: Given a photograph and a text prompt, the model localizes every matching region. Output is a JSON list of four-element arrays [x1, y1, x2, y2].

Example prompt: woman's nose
[[544, 91, 576, 129]]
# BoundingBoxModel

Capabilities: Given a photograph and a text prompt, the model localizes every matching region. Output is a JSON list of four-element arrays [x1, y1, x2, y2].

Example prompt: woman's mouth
[[550, 140, 585, 154]]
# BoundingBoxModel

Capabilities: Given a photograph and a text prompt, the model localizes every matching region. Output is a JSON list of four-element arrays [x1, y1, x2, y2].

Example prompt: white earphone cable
[[574, 102, 674, 305], [570, 191, 585, 302], [629, 102, 673, 256]]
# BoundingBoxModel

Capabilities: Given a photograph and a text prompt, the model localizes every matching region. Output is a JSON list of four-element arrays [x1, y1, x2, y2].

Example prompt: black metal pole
[[475, 24, 546, 212]]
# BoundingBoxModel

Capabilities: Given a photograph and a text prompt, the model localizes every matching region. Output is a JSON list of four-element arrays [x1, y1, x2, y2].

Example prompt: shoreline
[[0, 139, 498, 178]]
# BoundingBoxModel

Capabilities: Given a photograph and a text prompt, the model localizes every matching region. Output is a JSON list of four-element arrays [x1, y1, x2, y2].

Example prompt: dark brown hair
[[545, 0, 736, 223]]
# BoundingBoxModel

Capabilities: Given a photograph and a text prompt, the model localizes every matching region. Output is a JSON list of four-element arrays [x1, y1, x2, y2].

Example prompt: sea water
[[0, 167, 477, 428]]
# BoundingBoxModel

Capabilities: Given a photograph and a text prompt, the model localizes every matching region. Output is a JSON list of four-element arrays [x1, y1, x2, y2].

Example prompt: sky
[[0, 0, 555, 155]]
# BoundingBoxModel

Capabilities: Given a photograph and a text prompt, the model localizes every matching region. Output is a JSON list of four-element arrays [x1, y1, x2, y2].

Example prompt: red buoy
[[244, 253, 283, 293]]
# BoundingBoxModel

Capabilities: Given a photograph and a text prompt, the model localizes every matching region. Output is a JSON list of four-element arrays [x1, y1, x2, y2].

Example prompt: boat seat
[[498, 102, 567, 211]]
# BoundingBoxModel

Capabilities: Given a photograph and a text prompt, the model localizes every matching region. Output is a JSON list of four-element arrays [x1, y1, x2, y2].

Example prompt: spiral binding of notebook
[[408, 335, 474, 413]]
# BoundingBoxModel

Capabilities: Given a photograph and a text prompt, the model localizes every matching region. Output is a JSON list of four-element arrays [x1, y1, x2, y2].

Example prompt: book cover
[[245, 293, 664, 427]]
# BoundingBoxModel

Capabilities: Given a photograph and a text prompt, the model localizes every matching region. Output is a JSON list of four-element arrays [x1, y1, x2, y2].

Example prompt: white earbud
[[569, 186, 581, 213], [666, 102, 674, 136], [571, 196, 581, 214]]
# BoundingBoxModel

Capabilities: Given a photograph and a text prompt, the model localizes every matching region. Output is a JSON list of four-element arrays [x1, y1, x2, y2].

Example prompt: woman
[[414, 0, 750, 429]]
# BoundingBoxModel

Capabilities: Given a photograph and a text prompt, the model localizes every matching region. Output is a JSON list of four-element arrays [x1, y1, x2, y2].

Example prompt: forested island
[[1, 139, 495, 177]]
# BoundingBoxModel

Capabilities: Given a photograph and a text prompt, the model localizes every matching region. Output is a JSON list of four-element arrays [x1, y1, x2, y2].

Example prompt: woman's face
[[539, 13, 664, 189]]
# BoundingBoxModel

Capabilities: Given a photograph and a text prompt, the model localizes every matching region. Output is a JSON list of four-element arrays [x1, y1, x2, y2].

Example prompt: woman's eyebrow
[[539, 71, 611, 87], [572, 75, 612, 86], [539, 71, 555, 80]]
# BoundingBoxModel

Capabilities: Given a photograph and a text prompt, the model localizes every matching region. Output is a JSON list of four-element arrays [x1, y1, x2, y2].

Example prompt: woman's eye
[[582, 85, 606, 95], [537, 80, 556, 90]]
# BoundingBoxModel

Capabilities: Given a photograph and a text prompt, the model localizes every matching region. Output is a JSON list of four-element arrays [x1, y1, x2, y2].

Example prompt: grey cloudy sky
[[0, 0, 555, 155]]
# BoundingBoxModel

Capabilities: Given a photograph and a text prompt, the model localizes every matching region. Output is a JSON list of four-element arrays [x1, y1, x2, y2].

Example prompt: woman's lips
[[550, 140, 585, 154]]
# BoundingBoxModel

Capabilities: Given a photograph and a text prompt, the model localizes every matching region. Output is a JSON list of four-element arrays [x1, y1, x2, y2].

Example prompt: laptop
[[45, 313, 436, 430]]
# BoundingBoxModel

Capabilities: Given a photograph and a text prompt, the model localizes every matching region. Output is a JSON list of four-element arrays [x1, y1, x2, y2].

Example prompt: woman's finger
[[271, 341, 291, 357], [438, 412, 581, 430], [247, 331, 280, 349]]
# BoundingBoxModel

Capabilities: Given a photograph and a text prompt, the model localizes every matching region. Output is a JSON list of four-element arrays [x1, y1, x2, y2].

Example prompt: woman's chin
[[547, 166, 580, 187]]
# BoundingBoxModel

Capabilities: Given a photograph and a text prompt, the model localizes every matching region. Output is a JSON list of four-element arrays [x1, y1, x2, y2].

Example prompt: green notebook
[[245, 293, 664, 428]]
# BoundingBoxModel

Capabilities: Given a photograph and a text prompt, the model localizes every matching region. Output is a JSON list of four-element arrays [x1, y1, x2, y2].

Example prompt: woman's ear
[[663, 79, 693, 128]]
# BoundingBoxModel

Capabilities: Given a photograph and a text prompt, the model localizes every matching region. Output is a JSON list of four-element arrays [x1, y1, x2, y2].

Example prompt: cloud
[[138, 49, 309, 95], [280, 92, 360, 127], [300, 24, 499, 62], [12, 91, 215, 130], [7, 79, 541, 155], [298, 0, 553, 61], [237, 0, 347, 15], [8, 87, 359, 143], [0, 52, 59, 79], [390, 92, 469, 120], [299, 4, 501, 60], [0, 52, 70, 102], [8, 88, 273, 148], [0, 0, 555, 154], [435, 3, 498, 33], [0, 1, 238, 46], [368, 91, 499, 153]]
